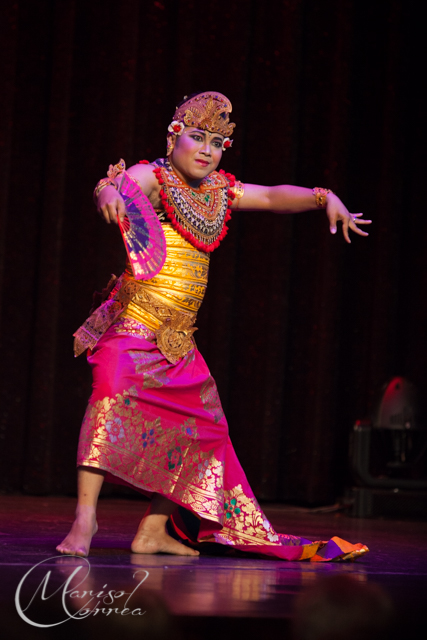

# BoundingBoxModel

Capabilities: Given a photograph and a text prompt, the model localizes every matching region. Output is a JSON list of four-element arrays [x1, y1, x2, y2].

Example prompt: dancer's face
[[170, 127, 223, 186]]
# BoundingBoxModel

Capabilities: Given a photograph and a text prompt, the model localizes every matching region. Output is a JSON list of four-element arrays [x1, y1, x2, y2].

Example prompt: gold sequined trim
[[155, 313, 197, 365]]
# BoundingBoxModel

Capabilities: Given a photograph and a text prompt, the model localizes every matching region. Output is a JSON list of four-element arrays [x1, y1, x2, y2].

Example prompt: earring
[[166, 135, 175, 156]]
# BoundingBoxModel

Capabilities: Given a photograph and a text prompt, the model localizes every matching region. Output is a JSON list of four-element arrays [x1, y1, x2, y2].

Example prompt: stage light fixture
[[347, 377, 427, 518]]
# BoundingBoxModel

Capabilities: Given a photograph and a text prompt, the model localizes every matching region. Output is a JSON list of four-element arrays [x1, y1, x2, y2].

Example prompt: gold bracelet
[[313, 187, 333, 208], [93, 178, 117, 200]]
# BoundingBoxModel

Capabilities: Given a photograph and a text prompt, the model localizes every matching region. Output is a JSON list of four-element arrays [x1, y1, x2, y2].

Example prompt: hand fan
[[116, 171, 166, 280]]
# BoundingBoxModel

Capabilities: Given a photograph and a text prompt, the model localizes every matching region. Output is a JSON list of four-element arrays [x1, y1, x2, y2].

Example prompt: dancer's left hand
[[326, 193, 372, 243]]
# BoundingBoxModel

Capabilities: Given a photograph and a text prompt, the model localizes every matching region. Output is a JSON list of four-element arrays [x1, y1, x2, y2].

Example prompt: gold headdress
[[170, 92, 236, 138]]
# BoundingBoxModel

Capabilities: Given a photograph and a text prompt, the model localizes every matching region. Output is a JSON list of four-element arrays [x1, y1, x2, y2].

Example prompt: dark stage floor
[[1, 495, 426, 638]]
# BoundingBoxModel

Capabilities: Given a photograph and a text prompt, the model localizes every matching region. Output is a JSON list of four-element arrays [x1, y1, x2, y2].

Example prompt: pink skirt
[[77, 317, 368, 561]]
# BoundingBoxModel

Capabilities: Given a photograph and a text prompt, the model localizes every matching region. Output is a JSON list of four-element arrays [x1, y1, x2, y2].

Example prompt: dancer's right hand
[[97, 186, 126, 224]]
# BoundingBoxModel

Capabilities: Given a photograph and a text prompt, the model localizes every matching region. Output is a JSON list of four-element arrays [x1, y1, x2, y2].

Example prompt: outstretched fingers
[[349, 212, 371, 237], [351, 212, 372, 224], [337, 213, 372, 242], [342, 218, 351, 243]]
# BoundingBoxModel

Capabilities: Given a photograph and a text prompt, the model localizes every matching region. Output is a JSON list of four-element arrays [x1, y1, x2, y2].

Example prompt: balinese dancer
[[57, 92, 371, 560]]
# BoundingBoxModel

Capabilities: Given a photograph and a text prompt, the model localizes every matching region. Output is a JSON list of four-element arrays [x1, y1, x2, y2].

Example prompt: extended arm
[[237, 183, 371, 243]]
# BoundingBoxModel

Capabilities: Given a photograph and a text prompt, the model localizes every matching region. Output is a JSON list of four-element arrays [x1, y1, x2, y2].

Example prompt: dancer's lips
[[195, 159, 209, 167]]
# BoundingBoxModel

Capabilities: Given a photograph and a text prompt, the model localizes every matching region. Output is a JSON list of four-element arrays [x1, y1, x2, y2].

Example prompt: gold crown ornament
[[168, 92, 236, 139]]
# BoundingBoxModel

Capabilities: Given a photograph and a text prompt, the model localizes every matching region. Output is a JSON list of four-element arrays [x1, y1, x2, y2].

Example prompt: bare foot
[[56, 505, 98, 557], [131, 523, 199, 556]]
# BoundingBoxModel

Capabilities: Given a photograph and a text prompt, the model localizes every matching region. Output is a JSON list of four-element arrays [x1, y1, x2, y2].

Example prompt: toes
[[56, 545, 87, 558]]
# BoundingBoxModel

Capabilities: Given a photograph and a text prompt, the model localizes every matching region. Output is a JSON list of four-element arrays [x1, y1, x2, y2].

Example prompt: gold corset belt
[[74, 224, 210, 364], [121, 225, 210, 363], [122, 223, 210, 329]]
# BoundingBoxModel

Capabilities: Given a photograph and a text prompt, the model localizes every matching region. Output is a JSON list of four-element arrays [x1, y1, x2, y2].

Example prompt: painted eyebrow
[[190, 129, 223, 141]]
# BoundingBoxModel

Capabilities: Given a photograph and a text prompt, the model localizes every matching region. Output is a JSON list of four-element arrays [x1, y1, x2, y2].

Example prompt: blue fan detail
[[117, 172, 166, 280]]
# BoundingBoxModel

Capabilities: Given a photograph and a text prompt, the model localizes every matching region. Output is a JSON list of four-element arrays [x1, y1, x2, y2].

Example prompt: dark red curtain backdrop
[[0, 0, 425, 504]]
